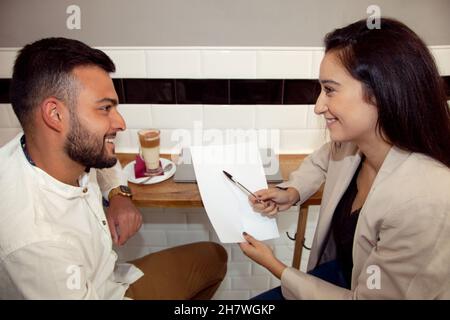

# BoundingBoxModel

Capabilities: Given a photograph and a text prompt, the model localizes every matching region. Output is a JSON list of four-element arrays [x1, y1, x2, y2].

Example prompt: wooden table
[[117, 153, 323, 269]]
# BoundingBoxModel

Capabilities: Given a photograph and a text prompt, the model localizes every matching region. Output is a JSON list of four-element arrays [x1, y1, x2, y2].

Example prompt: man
[[0, 37, 227, 299]]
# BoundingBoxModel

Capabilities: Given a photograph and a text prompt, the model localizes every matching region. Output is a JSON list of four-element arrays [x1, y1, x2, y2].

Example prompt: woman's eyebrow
[[319, 79, 341, 86]]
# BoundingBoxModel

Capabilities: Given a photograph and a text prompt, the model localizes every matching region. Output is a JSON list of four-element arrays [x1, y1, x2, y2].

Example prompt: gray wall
[[1, 0, 449, 47]]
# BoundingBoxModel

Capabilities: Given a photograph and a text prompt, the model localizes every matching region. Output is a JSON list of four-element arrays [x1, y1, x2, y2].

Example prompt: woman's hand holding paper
[[239, 232, 287, 279]]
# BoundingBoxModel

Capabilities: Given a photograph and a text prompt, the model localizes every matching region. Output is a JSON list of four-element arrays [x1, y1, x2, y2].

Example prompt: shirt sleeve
[[3, 240, 101, 299], [96, 161, 128, 200]]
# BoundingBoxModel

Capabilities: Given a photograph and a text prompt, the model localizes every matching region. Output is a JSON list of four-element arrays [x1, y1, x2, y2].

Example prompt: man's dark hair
[[10, 37, 115, 132]]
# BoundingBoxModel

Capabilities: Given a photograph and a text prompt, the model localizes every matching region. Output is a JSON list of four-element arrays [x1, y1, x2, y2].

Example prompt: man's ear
[[40, 98, 66, 132]]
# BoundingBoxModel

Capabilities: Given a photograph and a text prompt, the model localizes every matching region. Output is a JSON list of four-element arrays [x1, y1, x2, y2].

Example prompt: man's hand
[[106, 195, 142, 246], [239, 232, 287, 279]]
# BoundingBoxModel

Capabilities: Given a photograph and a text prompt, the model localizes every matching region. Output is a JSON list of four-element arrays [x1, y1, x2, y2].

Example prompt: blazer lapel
[[350, 146, 411, 284], [308, 145, 363, 268], [370, 146, 411, 190]]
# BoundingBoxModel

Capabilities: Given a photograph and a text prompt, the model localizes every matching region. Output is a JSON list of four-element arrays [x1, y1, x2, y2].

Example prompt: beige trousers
[[125, 241, 227, 300]]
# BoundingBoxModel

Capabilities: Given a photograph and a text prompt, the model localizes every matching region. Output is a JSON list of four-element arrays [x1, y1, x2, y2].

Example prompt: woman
[[240, 18, 450, 299]]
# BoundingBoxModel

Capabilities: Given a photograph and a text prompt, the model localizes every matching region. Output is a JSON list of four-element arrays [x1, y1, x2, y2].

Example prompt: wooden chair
[[291, 206, 309, 269], [291, 191, 322, 269]]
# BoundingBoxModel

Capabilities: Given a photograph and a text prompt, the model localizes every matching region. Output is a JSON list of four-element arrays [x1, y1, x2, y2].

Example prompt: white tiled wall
[[118, 103, 326, 154], [146, 50, 202, 78], [0, 102, 326, 154], [106, 50, 147, 78], [0, 103, 22, 146], [431, 46, 450, 75], [0, 46, 449, 299], [3, 46, 448, 79], [256, 50, 313, 78], [203, 105, 255, 129], [255, 105, 308, 129], [121, 47, 327, 80], [151, 105, 203, 129], [0, 50, 17, 78]]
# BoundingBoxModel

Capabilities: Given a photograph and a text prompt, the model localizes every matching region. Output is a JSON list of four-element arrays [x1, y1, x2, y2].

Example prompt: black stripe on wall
[[230, 80, 282, 104], [444, 75, 450, 97], [1, 76, 449, 105], [176, 79, 228, 104], [284, 80, 322, 104], [124, 79, 175, 104], [0, 79, 10, 103]]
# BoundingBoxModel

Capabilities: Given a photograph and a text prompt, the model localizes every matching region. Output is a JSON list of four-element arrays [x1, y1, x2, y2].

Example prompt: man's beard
[[64, 114, 117, 169]]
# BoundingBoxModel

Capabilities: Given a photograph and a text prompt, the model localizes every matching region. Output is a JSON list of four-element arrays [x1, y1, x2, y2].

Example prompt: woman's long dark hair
[[324, 18, 450, 167]]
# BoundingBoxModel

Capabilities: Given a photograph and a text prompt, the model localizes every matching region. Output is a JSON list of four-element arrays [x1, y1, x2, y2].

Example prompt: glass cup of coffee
[[138, 129, 161, 174]]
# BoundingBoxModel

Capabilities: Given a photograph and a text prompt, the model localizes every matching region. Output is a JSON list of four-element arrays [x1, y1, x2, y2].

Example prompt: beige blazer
[[278, 142, 450, 299]]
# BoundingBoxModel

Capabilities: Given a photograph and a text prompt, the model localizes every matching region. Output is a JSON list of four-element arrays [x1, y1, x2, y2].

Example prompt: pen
[[222, 170, 262, 202]]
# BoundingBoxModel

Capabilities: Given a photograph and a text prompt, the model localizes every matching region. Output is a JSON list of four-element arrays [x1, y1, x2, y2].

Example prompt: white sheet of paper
[[190, 142, 279, 243]]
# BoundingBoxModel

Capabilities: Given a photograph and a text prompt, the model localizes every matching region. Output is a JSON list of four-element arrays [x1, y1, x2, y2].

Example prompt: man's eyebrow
[[96, 98, 118, 106], [319, 79, 341, 86]]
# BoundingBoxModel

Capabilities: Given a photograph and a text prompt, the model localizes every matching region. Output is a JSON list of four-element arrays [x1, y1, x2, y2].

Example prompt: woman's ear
[[365, 89, 377, 106]]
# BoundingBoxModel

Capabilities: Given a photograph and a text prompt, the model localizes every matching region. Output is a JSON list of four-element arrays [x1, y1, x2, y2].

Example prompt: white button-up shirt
[[0, 134, 143, 299]]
